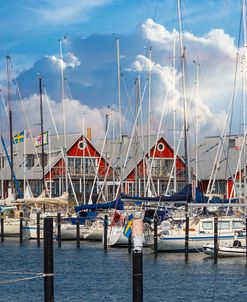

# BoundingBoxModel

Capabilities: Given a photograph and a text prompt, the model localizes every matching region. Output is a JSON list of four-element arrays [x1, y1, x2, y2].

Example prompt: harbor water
[[0, 240, 247, 301]]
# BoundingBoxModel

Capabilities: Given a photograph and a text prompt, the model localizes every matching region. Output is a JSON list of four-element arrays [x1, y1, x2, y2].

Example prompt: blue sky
[[0, 0, 241, 69], [0, 0, 245, 138]]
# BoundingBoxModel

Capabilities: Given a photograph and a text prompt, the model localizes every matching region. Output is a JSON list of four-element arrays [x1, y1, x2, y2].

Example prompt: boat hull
[[203, 244, 246, 257], [156, 233, 245, 252]]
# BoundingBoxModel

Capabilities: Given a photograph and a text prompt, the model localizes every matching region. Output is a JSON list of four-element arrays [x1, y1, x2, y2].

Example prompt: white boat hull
[[156, 233, 245, 252], [3, 220, 30, 239], [60, 224, 85, 240], [107, 226, 128, 246], [203, 244, 246, 257]]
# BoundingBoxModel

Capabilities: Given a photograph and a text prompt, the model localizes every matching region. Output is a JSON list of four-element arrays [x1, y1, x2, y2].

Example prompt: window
[[218, 221, 230, 230], [67, 157, 96, 175], [202, 221, 213, 230], [78, 140, 87, 150], [229, 138, 236, 148], [26, 155, 35, 169], [232, 221, 245, 229], [151, 159, 173, 177], [157, 142, 165, 152]]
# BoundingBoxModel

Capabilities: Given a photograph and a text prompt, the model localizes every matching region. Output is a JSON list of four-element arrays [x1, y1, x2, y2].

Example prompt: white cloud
[[9, 18, 243, 142], [135, 19, 239, 137], [32, 0, 112, 25], [9, 94, 108, 140], [47, 52, 80, 70]]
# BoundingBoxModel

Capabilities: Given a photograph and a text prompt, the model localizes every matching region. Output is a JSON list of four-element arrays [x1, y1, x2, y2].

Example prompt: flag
[[13, 130, 25, 144], [123, 214, 133, 238], [34, 131, 48, 147]]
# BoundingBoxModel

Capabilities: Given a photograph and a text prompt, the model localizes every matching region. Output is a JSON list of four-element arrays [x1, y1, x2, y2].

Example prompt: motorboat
[[203, 241, 246, 257]]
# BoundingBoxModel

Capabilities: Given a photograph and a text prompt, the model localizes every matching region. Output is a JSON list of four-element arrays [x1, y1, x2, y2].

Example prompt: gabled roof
[[94, 134, 185, 180], [190, 134, 244, 180], [0, 132, 85, 180]]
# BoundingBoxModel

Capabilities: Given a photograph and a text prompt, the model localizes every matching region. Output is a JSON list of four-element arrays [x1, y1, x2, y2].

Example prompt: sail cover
[[75, 198, 124, 212]]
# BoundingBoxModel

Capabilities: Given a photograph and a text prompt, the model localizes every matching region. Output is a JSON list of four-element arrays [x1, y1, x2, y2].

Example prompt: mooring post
[[44, 217, 54, 302], [37, 212, 40, 248], [154, 215, 158, 258], [1, 212, 4, 242], [104, 214, 108, 251], [214, 216, 218, 264], [185, 204, 189, 263], [76, 216, 80, 249], [128, 234, 132, 254], [57, 212, 61, 248], [20, 212, 23, 243], [132, 217, 143, 302]]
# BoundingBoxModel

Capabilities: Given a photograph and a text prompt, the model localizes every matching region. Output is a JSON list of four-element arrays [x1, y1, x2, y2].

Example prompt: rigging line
[[0, 91, 8, 118], [43, 88, 78, 204], [224, 8, 243, 181], [11, 66, 42, 171], [0, 94, 30, 195], [88, 115, 112, 203], [209, 40, 242, 196], [144, 0, 160, 55], [65, 76, 73, 101], [122, 74, 149, 155], [43, 88, 59, 139], [145, 86, 170, 196], [122, 74, 151, 169]]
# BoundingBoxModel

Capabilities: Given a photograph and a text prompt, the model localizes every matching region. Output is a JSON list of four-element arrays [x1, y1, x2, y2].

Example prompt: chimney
[[87, 128, 92, 141]]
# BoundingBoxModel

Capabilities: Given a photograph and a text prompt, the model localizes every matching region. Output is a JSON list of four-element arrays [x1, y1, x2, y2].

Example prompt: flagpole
[[23, 130, 26, 198]]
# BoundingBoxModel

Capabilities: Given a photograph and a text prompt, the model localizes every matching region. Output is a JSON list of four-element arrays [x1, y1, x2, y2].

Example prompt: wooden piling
[[37, 212, 40, 248], [153, 215, 158, 258], [214, 217, 218, 264], [76, 217, 80, 248], [104, 215, 108, 251], [132, 218, 143, 302], [185, 204, 189, 263], [44, 217, 54, 302], [1, 213, 4, 242], [57, 212, 61, 248], [20, 212, 23, 243]]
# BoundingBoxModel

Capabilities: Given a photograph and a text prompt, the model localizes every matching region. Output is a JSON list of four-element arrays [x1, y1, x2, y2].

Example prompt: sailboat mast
[[242, 0, 247, 201], [148, 46, 152, 171], [134, 77, 139, 196], [177, 0, 191, 185], [172, 29, 177, 193], [82, 113, 86, 205], [116, 38, 123, 193], [6, 55, 14, 196], [194, 62, 200, 188], [39, 75, 45, 192], [59, 37, 68, 193]]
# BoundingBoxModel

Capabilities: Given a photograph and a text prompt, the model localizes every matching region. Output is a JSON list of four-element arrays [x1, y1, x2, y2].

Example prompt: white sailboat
[[146, 216, 246, 252]]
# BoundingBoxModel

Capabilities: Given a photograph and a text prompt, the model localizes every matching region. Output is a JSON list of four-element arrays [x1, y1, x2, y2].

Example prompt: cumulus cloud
[[5, 18, 242, 142], [1, 94, 109, 140], [48, 52, 80, 69]]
